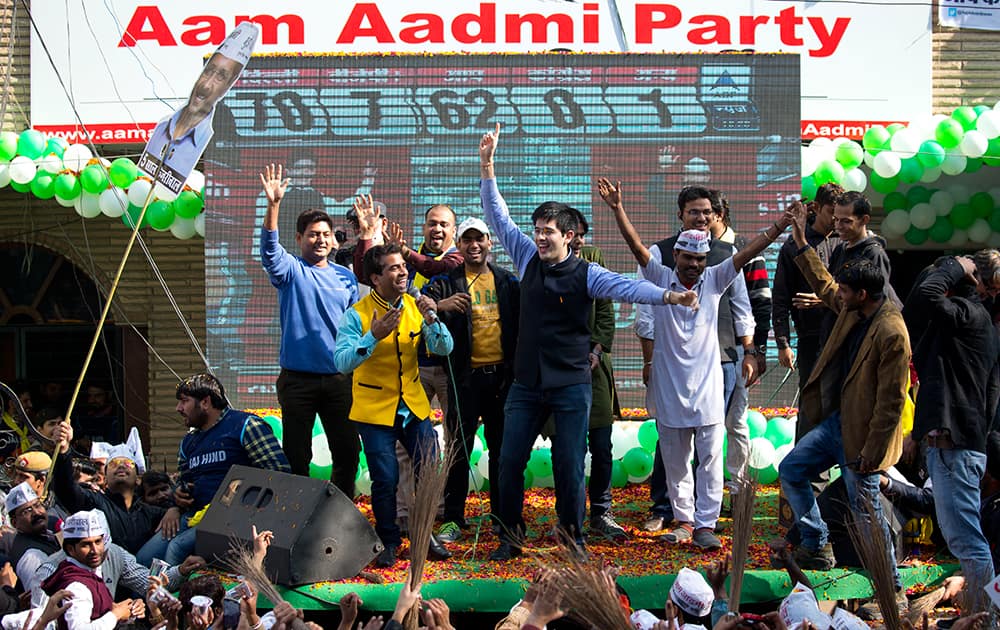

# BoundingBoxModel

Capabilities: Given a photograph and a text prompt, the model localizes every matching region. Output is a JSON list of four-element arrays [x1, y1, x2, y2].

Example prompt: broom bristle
[[406, 438, 455, 589], [845, 497, 903, 630], [906, 586, 946, 622], [728, 475, 757, 612]]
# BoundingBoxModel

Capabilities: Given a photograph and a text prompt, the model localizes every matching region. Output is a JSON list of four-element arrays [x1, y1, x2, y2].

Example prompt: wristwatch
[[743, 347, 760, 357]]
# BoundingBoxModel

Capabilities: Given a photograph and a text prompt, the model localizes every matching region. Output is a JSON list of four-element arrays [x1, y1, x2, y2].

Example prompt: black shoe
[[590, 513, 629, 541], [427, 534, 452, 561], [489, 542, 523, 561], [792, 543, 836, 571], [374, 545, 398, 568]]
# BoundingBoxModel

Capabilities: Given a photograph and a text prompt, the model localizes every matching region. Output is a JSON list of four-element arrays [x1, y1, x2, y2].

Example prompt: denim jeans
[[136, 512, 195, 567], [355, 415, 438, 548], [779, 411, 901, 589], [587, 424, 613, 522], [496, 382, 592, 545], [927, 446, 995, 610]]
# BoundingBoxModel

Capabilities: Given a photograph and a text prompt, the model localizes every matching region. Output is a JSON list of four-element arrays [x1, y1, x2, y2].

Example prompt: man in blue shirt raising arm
[[478, 124, 698, 561]]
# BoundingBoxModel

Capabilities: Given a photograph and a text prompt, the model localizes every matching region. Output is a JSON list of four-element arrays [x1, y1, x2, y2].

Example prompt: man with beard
[[6, 482, 60, 594], [40, 511, 145, 630], [136, 373, 289, 567], [50, 423, 178, 556], [12, 452, 69, 525]]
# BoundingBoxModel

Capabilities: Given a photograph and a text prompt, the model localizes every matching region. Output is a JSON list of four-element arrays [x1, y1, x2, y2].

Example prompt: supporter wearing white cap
[[666, 567, 714, 629], [598, 178, 792, 551], [51, 423, 178, 556], [6, 481, 60, 594], [39, 511, 144, 630]]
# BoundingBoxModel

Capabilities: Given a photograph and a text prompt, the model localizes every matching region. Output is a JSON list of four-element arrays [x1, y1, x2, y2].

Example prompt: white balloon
[[9, 156, 36, 184], [126, 179, 153, 207], [890, 128, 921, 159], [907, 115, 939, 140], [969, 218, 991, 243], [863, 151, 877, 168], [748, 437, 776, 470], [773, 444, 794, 468], [74, 192, 102, 218], [355, 470, 372, 497], [960, 130, 989, 158], [843, 168, 867, 192], [930, 190, 955, 215], [185, 170, 205, 192], [153, 182, 178, 202], [99, 187, 128, 218], [801, 146, 819, 177], [947, 184, 971, 204], [941, 151, 968, 176], [170, 217, 197, 240], [36, 154, 63, 174], [989, 233, 1000, 249], [872, 151, 902, 178], [476, 450, 490, 480], [62, 144, 93, 172], [54, 194, 76, 208], [809, 137, 833, 151], [919, 166, 941, 184], [194, 212, 206, 238], [948, 228, 969, 248], [0, 164, 9, 188], [883, 209, 911, 236], [909, 203, 936, 230], [976, 110, 1000, 139], [611, 424, 633, 460]]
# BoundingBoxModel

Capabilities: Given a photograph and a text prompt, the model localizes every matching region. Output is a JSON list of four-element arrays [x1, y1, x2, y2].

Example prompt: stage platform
[[265, 486, 958, 613]]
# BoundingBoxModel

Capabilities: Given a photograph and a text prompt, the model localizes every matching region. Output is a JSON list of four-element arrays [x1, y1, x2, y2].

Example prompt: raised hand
[[788, 200, 808, 248], [371, 309, 402, 340], [354, 194, 380, 240], [337, 592, 362, 630], [260, 164, 290, 205], [252, 525, 274, 564], [415, 295, 439, 324], [596, 178, 623, 209], [480, 122, 500, 166], [386, 222, 407, 250]]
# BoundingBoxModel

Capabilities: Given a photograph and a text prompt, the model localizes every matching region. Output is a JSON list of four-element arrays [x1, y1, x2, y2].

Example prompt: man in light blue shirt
[[259, 164, 361, 497]]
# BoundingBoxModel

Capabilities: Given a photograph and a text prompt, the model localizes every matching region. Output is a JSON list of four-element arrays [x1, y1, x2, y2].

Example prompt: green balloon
[[358, 450, 367, 471], [870, 172, 899, 194], [747, 410, 767, 439], [80, 164, 108, 194], [965, 158, 983, 174], [174, 190, 204, 219], [904, 226, 929, 245], [638, 419, 658, 453], [975, 104, 992, 115], [310, 461, 332, 482], [523, 468, 534, 490], [756, 465, 779, 485], [528, 448, 552, 478], [146, 200, 176, 231], [261, 414, 283, 440], [722, 435, 730, 481], [611, 459, 628, 488], [950, 204, 975, 230], [936, 118, 965, 148], [985, 137, 1000, 167], [10, 181, 30, 193], [971, 192, 994, 218], [122, 203, 150, 230], [470, 435, 484, 466], [30, 172, 56, 199], [801, 175, 818, 200], [0, 131, 17, 161], [929, 216, 955, 243], [862, 126, 891, 156], [17, 130, 46, 159], [53, 173, 81, 201], [917, 140, 946, 168], [623, 447, 653, 478], [813, 160, 845, 186], [989, 209, 1000, 233], [898, 157, 924, 184], [887, 123, 905, 136], [883, 192, 908, 212], [108, 158, 138, 189], [45, 137, 68, 157], [905, 186, 932, 208], [952, 106, 979, 131], [476, 424, 486, 443], [764, 417, 795, 448], [835, 141, 864, 169]]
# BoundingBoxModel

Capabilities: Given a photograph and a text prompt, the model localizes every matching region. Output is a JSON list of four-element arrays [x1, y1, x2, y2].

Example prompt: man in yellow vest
[[334, 243, 455, 568]]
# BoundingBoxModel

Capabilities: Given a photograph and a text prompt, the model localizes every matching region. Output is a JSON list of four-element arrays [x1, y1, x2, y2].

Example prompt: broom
[[401, 438, 454, 629], [906, 586, 946, 623], [728, 475, 758, 612], [225, 542, 309, 630], [845, 497, 903, 630]]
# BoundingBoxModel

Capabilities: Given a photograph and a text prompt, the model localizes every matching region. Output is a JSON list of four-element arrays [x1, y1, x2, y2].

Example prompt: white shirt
[[58, 559, 118, 630], [16, 548, 49, 596], [641, 255, 740, 428]]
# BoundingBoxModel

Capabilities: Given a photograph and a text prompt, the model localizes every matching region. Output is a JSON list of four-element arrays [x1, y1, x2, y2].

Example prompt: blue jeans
[[779, 411, 901, 588], [927, 446, 995, 610], [136, 512, 195, 567], [496, 382, 592, 545], [355, 415, 438, 548]]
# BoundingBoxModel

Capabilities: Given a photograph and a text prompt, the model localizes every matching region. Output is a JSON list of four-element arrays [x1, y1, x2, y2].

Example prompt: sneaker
[[791, 543, 836, 571], [661, 523, 694, 544], [591, 514, 629, 541], [488, 542, 523, 561], [641, 515, 667, 532], [437, 521, 462, 543], [374, 545, 398, 568], [692, 528, 722, 550]]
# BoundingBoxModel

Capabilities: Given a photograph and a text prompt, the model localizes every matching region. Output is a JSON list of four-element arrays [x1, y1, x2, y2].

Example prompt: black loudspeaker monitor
[[195, 465, 383, 585]]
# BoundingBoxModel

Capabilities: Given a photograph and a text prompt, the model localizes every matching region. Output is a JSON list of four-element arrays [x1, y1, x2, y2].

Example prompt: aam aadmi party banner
[[939, 0, 1000, 31], [29, 1, 931, 142]]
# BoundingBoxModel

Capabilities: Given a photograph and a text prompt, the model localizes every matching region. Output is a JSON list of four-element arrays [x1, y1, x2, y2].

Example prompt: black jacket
[[772, 220, 840, 348], [423, 262, 519, 386], [903, 257, 1000, 452], [52, 452, 168, 554]]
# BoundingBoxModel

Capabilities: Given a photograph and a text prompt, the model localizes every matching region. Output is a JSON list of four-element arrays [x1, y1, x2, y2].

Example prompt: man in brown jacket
[[777, 202, 909, 589]]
